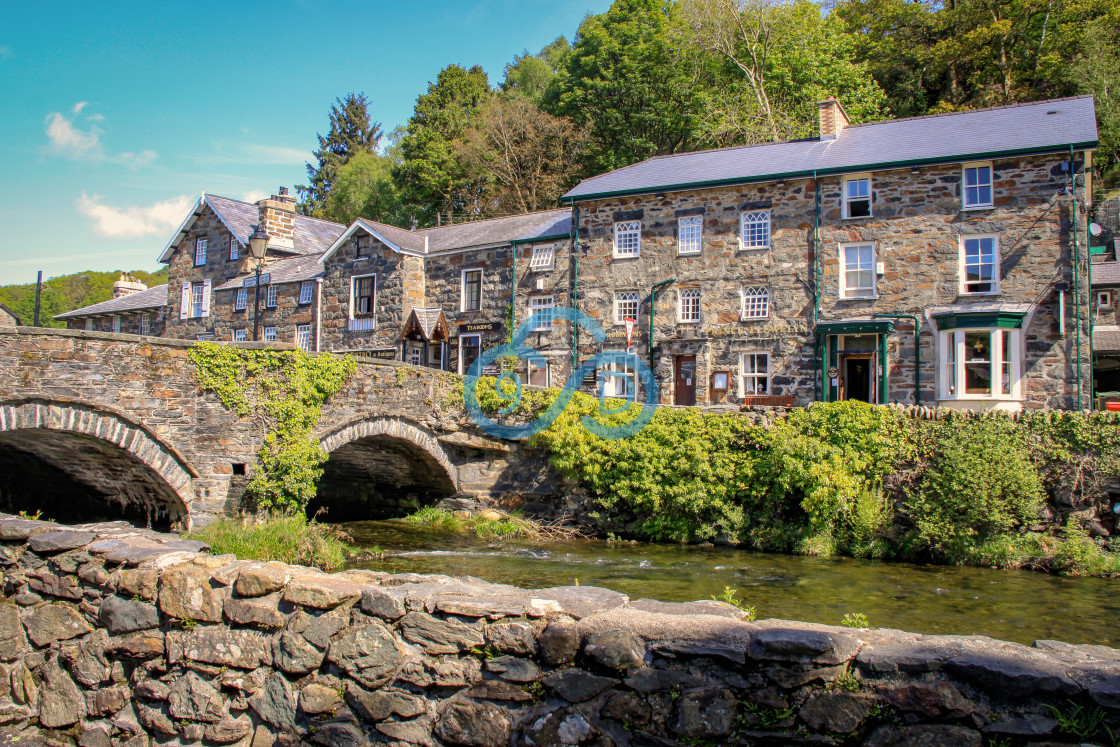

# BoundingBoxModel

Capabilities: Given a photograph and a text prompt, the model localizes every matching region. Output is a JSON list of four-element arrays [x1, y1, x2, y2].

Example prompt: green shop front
[[817, 319, 893, 404]]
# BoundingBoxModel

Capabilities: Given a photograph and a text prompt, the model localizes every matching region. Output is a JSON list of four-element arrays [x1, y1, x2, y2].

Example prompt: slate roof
[[213, 255, 323, 292], [401, 307, 449, 341], [55, 285, 168, 320], [563, 96, 1099, 200], [1092, 260, 1120, 286], [1095, 325, 1120, 353]]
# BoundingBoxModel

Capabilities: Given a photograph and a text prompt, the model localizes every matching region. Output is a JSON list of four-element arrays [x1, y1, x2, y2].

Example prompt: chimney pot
[[818, 96, 851, 140], [279, 186, 288, 196], [256, 189, 297, 251], [112, 273, 147, 299]]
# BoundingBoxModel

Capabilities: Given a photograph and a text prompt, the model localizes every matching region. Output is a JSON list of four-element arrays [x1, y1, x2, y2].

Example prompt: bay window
[[939, 327, 1021, 401]]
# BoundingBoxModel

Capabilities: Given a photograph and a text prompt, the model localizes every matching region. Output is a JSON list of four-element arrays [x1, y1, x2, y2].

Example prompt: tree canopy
[[297, 93, 382, 216]]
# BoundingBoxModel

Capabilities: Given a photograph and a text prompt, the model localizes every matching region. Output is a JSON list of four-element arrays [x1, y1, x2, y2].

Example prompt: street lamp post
[[248, 227, 269, 341]]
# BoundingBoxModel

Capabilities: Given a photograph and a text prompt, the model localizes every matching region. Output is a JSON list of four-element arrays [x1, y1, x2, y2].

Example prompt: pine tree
[[297, 93, 382, 216]]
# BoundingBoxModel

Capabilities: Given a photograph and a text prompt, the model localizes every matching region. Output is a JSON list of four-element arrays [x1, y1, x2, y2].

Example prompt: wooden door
[[674, 355, 697, 406]]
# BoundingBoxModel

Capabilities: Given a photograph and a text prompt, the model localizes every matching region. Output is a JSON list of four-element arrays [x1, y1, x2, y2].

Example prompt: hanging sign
[[827, 366, 839, 379], [242, 274, 271, 287], [624, 318, 636, 347], [459, 321, 501, 333]]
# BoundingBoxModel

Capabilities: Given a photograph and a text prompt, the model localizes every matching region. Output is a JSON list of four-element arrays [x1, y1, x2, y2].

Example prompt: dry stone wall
[[4, 515, 1120, 747]]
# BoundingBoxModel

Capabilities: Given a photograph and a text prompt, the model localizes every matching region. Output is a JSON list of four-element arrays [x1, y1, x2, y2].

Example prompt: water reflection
[[342, 520, 1120, 646]]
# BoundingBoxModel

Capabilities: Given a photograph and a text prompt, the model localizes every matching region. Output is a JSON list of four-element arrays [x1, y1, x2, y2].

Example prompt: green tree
[[544, 0, 700, 173], [1066, 14, 1120, 187], [0, 269, 168, 328], [297, 93, 382, 216], [395, 65, 493, 225], [319, 151, 405, 226], [502, 37, 572, 102]]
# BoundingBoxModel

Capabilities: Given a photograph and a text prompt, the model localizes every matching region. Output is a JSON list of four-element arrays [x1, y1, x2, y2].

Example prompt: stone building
[[561, 96, 1099, 411], [1090, 197, 1120, 400], [0, 304, 19, 327], [54, 274, 167, 336]]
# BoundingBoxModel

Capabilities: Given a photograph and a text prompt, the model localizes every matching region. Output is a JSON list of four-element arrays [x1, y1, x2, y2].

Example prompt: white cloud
[[43, 104, 157, 169], [77, 193, 192, 239], [241, 189, 269, 203], [197, 143, 311, 167]]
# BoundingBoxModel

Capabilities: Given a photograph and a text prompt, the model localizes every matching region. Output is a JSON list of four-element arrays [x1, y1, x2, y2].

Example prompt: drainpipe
[[314, 278, 322, 353], [649, 278, 676, 373], [570, 203, 580, 372], [1070, 145, 1083, 410], [511, 241, 516, 342], [873, 313, 921, 405], [813, 170, 822, 401], [1088, 232, 1095, 407]]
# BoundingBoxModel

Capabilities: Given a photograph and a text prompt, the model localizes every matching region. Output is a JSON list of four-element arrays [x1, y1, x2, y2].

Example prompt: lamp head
[[248, 227, 269, 260]]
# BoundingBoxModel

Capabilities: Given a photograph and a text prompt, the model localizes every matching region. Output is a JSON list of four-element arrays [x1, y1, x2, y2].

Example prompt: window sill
[[958, 290, 1001, 298], [740, 316, 771, 322], [961, 204, 994, 212], [737, 245, 770, 252], [841, 214, 873, 221], [839, 293, 879, 301], [677, 320, 701, 325], [612, 254, 641, 260], [677, 251, 702, 258]]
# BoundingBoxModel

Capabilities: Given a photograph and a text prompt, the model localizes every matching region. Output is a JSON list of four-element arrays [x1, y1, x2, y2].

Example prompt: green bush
[[906, 417, 1044, 555], [187, 515, 353, 571]]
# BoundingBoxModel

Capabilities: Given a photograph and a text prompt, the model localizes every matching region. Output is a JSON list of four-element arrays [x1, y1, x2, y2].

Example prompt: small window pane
[[964, 330, 992, 394], [530, 246, 555, 270], [355, 276, 375, 314], [229, 238, 239, 261], [740, 211, 770, 249], [194, 239, 208, 265], [233, 329, 247, 342], [845, 178, 871, 218], [266, 285, 278, 308], [963, 237, 997, 293], [460, 335, 481, 374], [299, 282, 313, 305], [680, 289, 700, 322], [843, 244, 875, 297], [296, 324, 312, 351], [191, 284, 204, 318], [964, 165, 993, 207], [529, 296, 554, 331], [462, 270, 482, 311], [235, 288, 248, 311], [741, 353, 770, 395], [263, 327, 276, 342], [742, 287, 770, 319], [614, 221, 641, 257], [615, 292, 640, 323], [678, 216, 702, 254]]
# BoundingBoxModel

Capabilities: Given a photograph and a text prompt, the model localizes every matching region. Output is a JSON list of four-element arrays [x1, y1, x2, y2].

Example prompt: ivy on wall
[[189, 344, 357, 514]]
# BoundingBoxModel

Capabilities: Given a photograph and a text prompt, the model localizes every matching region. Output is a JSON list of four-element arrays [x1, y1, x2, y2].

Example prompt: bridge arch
[[0, 400, 195, 529], [312, 417, 459, 521]]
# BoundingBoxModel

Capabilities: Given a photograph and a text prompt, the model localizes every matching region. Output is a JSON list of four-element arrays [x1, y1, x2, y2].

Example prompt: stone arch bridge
[[0, 328, 559, 529]]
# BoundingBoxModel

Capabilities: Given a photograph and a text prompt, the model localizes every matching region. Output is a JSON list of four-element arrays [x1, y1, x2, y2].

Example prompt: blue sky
[[0, 0, 611, 285]]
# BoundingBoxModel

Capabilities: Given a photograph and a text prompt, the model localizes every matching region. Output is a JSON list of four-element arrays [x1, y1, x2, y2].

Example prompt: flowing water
[[343, 520, 1120, 647]]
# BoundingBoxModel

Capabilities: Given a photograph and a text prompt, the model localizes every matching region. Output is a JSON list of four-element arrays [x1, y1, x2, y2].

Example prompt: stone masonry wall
[[166, 207, 250, 341], [4, 515, 1120, 747], [319, 233, 414, 354]]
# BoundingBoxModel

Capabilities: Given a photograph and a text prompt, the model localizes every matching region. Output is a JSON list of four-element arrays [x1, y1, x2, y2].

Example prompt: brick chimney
[[818, 96, 850, 140], [112, 273, 147, 298], [256, 186, 297, 251]]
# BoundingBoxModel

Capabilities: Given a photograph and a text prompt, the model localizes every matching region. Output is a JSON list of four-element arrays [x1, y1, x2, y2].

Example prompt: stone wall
[[166, 206, 250, 341], [67, 308, 168, 339], [4, 515, 1120, 747]]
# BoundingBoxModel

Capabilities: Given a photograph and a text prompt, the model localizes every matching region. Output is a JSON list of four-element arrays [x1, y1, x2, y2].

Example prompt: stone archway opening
[[310, 420, 458, 522], [0, 429, 187, 530]]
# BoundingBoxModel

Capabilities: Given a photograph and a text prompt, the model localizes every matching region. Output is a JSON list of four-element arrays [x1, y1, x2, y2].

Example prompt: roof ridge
[[843, 95, 1095, 131], [417, 207, 570, 234]]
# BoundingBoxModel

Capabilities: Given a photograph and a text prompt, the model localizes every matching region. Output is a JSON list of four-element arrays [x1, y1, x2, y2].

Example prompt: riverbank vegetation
[[403, 506, 587, 541], [473, 378, 1120, 575], [187, 515, 354, 571]]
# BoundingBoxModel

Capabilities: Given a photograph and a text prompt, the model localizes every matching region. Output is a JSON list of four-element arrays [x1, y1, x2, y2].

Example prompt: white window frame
[[429, 344, 444, 367], [1098, 291, 1113, 308], [839, 242, 877, 299], [843, 175, 872, 219], [235, 288, 248, 311], [229, 237, 240, 261], [959, 234, 1000, 296], [140, 313, 150, 336], [191, 283, 205, 318], [194, 238, 208, 266], [529, 245, 555, 271], [679, 288, 701, 323], [741, 286, 770, 320], [739, 210, 771, 250], [265, 284, 278, 308], [615, 291, 640, 324], [613, 221, 641, 258], [528, 295, 555, 331], [348, 274, 376, 331], [84, 318, 93, 331], [295, 324, 312, 352], [678, 216, 702, 255], [111, 315, 121, 333], [233, 329, 248, 342], [962, 162, 994, 209], [458, 334, 482, 375], [601, 352, 638, 399], [196, 333, 215, 341], [527, 357, 550, 388], [299, 281, 314, 305], [739, 352, 770, 396], [263, 327, 276, 343], [938, 327, 1022, 401], [461, 268, 483, 312]]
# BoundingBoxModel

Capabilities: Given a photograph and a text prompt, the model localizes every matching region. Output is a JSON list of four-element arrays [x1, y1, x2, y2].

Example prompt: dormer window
[[843, 177, 872, 219]]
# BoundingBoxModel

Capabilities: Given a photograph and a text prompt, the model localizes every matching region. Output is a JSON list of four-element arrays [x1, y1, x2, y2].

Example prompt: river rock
[[234, 564, 289, 597], [159, 563, 228, 622], [28, 530, 96, 553], [629, 598, 746, 619], [0, 604, 27, 660], [224, 592, 286, 628], [299, 683, 342, 715], [798, 691, 876, 733], [874, 681, 974, 718], [399, 611, 484, 654], [943, 650, 1078, 697], [169, 672, 228, 722], [106, 631, 165, 658], [205, 715, 253, 745], [183, 626, 271, 669], [535, 586, 628, 618], [98, 595, 159, 635], [538, 620, 580, 665], [39, 657, 86, 728], [542, 669, 618, 702], [624, 668, 710, 693], [375, 715, 436, 746], [485, 621, 536, 655], [864, 724, 982, 747], [249, 672, 297, 730], [397, 655, 482, 688], [749, 625, 862, 665], [24, 602, 92, 646], [346, 683, 427, 722], [484, 655, 540, 683], [135, 679, 170, 701], [361, 587, 406, 620], [136, 701, 177, 735], [300, 606, 350, 648], [327, 620, 406, 688], [520, 708, 595, 746], [60, 629, 110, 686], [273, 630, 325, 675], [117, 569, 158, 601], [435, 699, 511, 747], [283, 575, 362, 609], [585, 630, 646, 671]]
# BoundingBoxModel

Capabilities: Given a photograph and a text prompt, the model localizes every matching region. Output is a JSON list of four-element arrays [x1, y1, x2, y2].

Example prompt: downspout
[[813, 170, 822, 402], [1089, 234, 1095, 406], [1070, 145, 1083, 410], [510, 240, 516, 343], [571, 203, 580, 372], [649, 278, 676, 373], [873, 313, 921, 405], [314, 278, 322, 353]]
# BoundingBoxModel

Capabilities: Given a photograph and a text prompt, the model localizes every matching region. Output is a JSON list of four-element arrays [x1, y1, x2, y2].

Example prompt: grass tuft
[[187, 514, 354, 571], [402, 507, 587, 541]]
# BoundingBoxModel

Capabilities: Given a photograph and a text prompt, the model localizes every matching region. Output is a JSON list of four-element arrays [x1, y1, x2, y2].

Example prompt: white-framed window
[[1098, 291, 1113, 308], [530, 245, 555, 271], [405, 344, 422, 366], [741, 286, 770, 320], [678, 216, 702, 255], [938, 327, 1021, 401], [355, 235, 371, 258], [740, 210, 771, 249], [528, 357, 549, 387], [299, 281, 314, 305], [349, 274, 376, 331], [140, 313, 150, 336], [461, 268, 483, 312], [263, 327, 276, 342], [614, 221, 641, 258], [296, 324, 312, 352], [266, 285, 278, 308], [229, 237, 239, 261], [111, 316, 121, 333], [459, 334, 481, 375], [843, 176, 872, 219], [429, 344, 444, 367], [601, 352, 638, 399], [235, 288, 248, 311], [840, 243, 876, 298], [84, 318, 93, 331], [740, 353, 770, 396], [233, 329, 248, 342], [194, 238, 208, 266], [192, 283, 205, 317], [962, 163, 993, 209], [679, 288, 701, 322], [960, 235, 999, 295], [528, 295, 555, 331], [615, 291, 640, 324], [197, 333, 215, 341]]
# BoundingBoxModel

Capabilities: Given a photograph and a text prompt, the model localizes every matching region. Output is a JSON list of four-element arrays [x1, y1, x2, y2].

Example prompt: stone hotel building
[[59, 96, 1101, 411]]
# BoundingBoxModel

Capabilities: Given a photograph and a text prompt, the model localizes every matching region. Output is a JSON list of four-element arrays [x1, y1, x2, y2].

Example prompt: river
[[342, 520, 1120, 647]]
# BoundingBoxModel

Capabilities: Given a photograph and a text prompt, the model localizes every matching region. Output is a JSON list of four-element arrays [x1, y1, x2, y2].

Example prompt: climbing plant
[[189, 344, 357, 514]]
